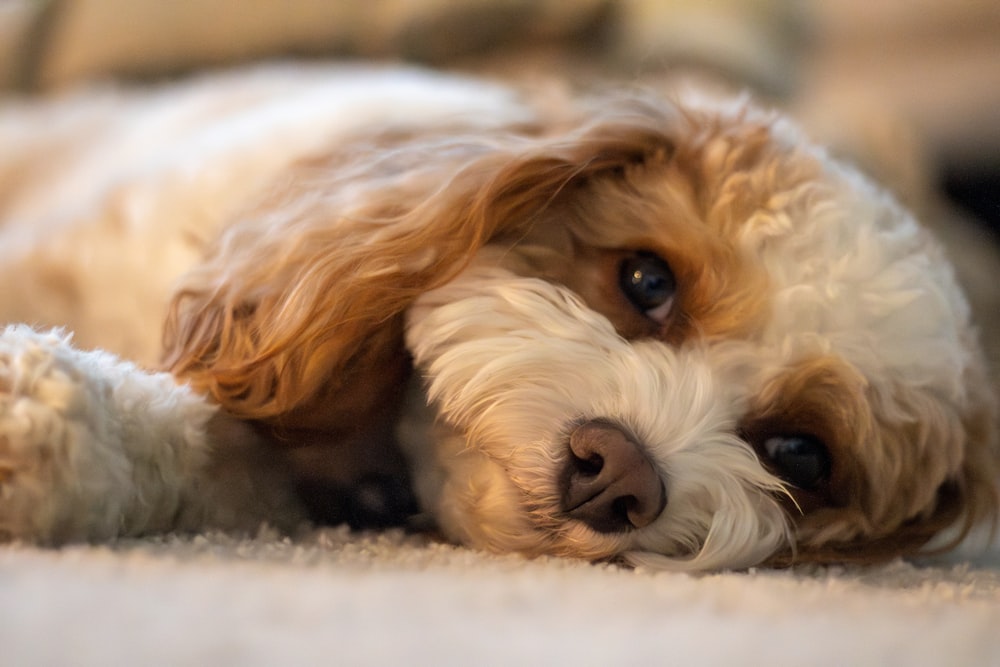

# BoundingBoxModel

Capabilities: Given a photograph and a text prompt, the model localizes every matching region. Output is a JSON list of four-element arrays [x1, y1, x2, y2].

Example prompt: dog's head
[[165, 86, 998, 570]]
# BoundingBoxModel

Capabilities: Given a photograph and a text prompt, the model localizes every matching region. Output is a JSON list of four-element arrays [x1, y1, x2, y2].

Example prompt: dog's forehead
[[737, 157, 971, 402]]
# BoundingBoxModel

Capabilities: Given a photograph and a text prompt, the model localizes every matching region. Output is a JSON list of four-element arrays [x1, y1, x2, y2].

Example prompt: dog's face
[[401, 96, 998, 570], [166, 82, 997, 571]]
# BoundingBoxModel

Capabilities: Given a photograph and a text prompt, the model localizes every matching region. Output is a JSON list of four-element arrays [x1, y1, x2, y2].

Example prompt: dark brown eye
[[619, 252, 676, 323], [763, 435, 831, 491]]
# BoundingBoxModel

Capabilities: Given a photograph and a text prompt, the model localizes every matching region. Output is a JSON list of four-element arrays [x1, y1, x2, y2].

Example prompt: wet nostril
[[560, 420, 666, 534], [570, 452, 604, 477], [611, 495, 637, 525]]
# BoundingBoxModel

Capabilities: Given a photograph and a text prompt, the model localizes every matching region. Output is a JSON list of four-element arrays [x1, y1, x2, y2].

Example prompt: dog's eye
[[763, 435, 831, 491], [619, 252, 676, 323]]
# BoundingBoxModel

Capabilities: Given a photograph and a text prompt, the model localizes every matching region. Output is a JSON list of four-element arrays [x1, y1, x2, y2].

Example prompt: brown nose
[[560, 421, 666, 533]]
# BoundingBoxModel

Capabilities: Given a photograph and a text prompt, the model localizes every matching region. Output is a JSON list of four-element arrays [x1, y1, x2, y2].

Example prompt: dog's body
[[1, 64, 996, 570]]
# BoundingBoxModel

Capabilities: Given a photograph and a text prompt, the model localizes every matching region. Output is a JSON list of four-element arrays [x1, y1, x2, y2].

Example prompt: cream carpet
[[2, 529, 999, 666]]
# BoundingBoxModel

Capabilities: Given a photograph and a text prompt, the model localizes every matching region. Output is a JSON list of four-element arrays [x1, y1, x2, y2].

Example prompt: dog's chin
[[401, 263, 794, 571]]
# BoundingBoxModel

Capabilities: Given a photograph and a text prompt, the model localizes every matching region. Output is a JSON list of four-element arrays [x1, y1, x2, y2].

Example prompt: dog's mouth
[[559, 420, 667, 534]]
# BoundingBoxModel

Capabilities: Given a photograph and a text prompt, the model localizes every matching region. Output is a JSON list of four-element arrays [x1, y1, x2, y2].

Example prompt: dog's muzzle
[[560, 420, 667, 533]]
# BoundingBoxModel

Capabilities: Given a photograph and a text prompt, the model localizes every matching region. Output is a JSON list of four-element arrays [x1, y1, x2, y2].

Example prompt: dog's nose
[[560, 421, 666, 533]]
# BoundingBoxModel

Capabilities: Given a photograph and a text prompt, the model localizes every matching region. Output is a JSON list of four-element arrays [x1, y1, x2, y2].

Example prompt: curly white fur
[[0, 326, 214, 541]]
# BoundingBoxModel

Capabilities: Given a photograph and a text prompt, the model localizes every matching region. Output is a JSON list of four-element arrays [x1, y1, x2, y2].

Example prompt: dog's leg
[[0, 325, 302, 544]]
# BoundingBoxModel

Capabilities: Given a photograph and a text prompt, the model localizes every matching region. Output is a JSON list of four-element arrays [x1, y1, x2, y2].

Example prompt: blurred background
[[1, 0, 997, 287]]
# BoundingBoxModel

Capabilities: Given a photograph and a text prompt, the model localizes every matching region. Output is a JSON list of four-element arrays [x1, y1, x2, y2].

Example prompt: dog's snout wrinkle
[[561, 421, 666, 533]]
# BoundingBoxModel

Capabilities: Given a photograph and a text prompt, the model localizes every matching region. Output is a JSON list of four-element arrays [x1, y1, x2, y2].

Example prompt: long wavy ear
[[162, 103, 679, 431]]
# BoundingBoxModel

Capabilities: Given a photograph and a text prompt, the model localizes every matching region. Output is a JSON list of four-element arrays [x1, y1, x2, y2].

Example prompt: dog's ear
[[897, 376, 1000, 560], [162, 108, 679, 430]]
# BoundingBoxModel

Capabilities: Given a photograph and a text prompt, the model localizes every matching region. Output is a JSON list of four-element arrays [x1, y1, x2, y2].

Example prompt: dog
[[0, 64, 996, 570]]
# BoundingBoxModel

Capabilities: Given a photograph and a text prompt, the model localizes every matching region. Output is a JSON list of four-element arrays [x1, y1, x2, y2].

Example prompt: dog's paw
[[0, 325, 306, 544], [0, 325, 222, 544], [0, 326, 142, 543]]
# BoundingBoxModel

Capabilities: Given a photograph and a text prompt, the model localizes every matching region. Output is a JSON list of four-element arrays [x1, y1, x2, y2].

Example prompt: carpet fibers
[[2, 529, 999, 666]]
